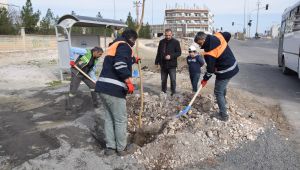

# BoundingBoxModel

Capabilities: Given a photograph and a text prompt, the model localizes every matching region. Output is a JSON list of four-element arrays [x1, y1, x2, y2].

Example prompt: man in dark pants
[[66, 47, 103, 112], [194, 32, 239, 121], [155, 29, 181, 96]]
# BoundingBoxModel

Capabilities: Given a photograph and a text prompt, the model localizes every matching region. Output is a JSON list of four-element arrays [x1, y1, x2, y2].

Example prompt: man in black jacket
[[155, 29, 182, 95], [95, 29, 140, 156], [194, 31, 239, 121]]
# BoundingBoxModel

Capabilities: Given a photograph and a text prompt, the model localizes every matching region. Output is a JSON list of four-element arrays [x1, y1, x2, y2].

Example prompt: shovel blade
[[176, 105, 191, 118]]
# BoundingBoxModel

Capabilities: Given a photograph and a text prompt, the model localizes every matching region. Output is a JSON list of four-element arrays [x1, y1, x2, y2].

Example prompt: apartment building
[[151, 6, 214, 37]]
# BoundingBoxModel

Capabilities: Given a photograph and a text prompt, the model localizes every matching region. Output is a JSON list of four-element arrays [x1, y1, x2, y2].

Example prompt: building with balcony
[[151, 6, 214, 37]]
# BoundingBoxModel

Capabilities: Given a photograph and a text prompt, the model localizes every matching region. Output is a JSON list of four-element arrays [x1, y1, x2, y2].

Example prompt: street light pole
[[255, 0, 260, 38]]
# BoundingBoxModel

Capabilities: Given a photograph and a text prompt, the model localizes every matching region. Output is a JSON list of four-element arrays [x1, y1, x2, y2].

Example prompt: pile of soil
[[126, 92, 267, 169]]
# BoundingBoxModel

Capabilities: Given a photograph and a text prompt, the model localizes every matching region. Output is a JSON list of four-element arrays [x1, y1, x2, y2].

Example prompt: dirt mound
[[126, 92, 266, 168]]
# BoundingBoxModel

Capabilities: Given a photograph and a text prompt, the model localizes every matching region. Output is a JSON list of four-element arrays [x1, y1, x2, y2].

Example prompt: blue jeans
[[190, 73, 200, 92], [214, 78, 230, 116]]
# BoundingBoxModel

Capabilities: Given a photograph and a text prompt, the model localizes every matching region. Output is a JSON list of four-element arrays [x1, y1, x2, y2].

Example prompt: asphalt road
[[229, 39, 300, 151]]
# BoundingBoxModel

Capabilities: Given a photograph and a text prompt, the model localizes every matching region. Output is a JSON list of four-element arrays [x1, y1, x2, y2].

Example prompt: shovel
[[176, 84, 204, 118], [73, 65, 96, 84], [136, 84, 205, 135]]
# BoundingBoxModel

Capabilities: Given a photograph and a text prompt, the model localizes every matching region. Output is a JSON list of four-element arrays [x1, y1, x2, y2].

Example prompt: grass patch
[[46, 80, 62, 87]]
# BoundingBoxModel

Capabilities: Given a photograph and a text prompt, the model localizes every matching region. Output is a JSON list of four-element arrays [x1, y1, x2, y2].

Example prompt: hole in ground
[[129, 120, 169, 147]]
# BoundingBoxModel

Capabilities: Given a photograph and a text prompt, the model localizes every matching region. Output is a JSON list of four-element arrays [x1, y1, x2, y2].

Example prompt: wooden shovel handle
[[188, 84, 203, 107], [73, 65, 96, 84]]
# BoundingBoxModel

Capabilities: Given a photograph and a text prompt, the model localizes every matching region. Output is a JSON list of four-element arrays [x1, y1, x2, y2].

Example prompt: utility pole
[[243, 0, 247, 34], [114, 0, 116, 19], [151, 0, 153, 37], [152, 0, 153, 25], [133, 1, 142, 25], [255, 0, 260, 38]]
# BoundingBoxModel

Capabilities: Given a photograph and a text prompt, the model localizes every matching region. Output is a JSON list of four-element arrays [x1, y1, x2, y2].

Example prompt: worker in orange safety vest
[[194, 32, 239, 121], [95, 29, 140, 156]]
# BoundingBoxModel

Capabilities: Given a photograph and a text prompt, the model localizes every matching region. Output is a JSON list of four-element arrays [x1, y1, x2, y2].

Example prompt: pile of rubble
[[126, 92, 265, 169]]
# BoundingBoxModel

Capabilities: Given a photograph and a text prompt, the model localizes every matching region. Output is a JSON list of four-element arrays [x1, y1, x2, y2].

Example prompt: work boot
[[104, 148, 116, 156], [65, 96, 75, 115], [65, 94, 80, 114], [171, 91, 176, 97], [65, 94, 73, 111], [117, 143, 139, 156], [220, 113, 229, 122], [93, 103, 99, 108], [91, 91, 99, 108]]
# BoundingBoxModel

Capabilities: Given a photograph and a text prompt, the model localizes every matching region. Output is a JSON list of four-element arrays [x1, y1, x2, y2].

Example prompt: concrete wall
[[0, 35, 57, 52], [0, 35, 115, 53]]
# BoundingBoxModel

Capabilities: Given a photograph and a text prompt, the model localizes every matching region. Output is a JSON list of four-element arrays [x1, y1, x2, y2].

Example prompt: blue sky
[[6, 0, 300, 34]]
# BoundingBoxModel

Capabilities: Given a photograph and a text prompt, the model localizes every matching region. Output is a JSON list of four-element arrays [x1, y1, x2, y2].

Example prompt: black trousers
[[161, 68, 176, 94], [69, 68, 97, 103]]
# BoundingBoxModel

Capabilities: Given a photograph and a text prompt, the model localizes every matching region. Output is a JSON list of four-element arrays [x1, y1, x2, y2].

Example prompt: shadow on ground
[[0, 87, 97, 167]]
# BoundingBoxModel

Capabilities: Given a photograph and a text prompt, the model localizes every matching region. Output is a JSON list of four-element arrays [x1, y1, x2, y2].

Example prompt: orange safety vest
[[106, 41, 134, 57], [203, 32, 228, 59]]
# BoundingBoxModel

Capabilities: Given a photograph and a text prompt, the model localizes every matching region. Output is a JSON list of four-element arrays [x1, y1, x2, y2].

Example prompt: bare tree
[[134, 0, 146, 128]]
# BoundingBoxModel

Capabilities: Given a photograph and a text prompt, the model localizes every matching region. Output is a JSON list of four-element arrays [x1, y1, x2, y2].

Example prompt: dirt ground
[[0, 39, 299, 169]]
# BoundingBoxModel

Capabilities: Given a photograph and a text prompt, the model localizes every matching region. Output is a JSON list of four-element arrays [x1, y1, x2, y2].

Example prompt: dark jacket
[[202, 32, 239, 80], [155, 38, 181, 69], [95, 37, 135, 98], [187, 55, 205, 74]]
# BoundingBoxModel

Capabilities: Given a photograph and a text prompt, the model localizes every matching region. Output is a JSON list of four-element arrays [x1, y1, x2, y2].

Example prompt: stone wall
[[0, 35, 57, 52], [0, 35, 116, 53]]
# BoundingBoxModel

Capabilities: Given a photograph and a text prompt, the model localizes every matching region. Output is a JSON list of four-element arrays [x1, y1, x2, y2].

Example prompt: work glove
[[125, 78, 134, 94], [201, 80, 208, 87], [203, 72, 212, 81], [70, 61, 76, 67], [134, 56, 141, 64]]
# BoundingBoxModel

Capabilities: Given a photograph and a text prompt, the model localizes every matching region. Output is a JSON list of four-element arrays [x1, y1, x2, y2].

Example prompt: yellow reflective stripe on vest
[[204, 32, 228, 59], [106, 41, 133, 57], [80, 56, 89, 63], [79, 50, 92, 64]]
